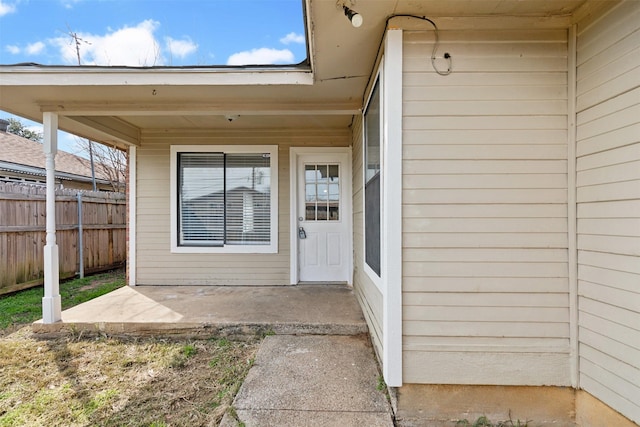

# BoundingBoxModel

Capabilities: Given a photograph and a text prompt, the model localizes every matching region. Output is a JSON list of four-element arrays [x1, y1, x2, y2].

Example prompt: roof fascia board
[[304, 0, 316, 80], [55, 172, 111, 184], [0, 161, 45, 176], [0, 161, 110, 184], [0, 67, 313, 86]]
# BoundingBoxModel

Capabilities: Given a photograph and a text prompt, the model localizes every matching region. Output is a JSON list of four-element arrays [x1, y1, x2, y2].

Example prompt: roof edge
[[0, 64, 314, 86]]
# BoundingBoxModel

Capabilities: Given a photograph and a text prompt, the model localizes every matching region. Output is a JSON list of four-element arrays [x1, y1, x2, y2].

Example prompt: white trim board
[[567, 23, 579, 389], [382, 29, 404, 388]]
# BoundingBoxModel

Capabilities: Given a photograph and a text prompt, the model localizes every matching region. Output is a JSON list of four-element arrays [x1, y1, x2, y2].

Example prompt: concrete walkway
[[220, 334, 394, 427], [32, 284, 368, 337]]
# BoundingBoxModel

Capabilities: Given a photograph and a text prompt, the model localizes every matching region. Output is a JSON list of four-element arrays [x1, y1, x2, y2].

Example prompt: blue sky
[[0, 0, 306, 153]]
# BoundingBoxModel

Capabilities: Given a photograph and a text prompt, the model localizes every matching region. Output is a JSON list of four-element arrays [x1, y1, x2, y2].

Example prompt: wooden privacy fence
[[0, 182, 126, 295]]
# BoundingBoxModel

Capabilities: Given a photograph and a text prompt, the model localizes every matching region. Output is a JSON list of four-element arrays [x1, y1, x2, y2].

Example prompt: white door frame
[[289, 147, 353, 285]]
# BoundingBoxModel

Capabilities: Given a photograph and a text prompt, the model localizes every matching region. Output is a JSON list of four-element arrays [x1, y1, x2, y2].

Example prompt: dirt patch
[[75, 269, 124, 292], [0, 324, 24, 338], [0, 326, 260, 426], [77, 282, 106, 292]]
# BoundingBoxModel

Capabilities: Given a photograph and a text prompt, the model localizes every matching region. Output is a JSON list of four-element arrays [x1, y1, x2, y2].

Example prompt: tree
[[6, 118, 42, 142], [75, 137, 127, 193], [65, 29, 128, 193]]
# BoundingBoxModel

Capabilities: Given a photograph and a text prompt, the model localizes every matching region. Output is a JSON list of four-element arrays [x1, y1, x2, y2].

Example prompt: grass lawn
[[0, 331, 259, 426], [0, 269, 125, 331], [0, 270, 260, 426]]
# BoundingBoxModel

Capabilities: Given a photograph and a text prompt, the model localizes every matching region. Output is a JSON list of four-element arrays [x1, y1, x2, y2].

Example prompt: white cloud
[[0, 1, 16, 17], [164, 36, 197, 59], [26, 41, 45, 55], [6, 18, 200, 66], [60, 0, 82, 9], [4, 41, 46, 56], [26, 124, 43, 135], [226, 48, 294, 66], [50, 19, 165, 66], [280, 32, 305, 45]]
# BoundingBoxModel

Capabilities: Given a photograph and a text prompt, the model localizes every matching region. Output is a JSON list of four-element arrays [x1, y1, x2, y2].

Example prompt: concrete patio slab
[[32, 284, 368, 338], [220, 335, 394, 427]]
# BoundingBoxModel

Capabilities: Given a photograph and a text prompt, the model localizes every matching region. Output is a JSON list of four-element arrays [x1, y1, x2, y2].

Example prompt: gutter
[[0, 161, 112, 185]]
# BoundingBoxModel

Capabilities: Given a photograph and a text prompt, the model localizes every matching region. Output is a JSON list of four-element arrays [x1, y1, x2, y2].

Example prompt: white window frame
[[170, 145, 279, 254]]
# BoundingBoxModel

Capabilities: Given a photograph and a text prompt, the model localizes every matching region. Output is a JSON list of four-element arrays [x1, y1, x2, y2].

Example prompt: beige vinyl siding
[[135, 129, 349, 285], [576, 1, 640, 423], [402, 29, 570, 385], [351, 114, 384, 358]]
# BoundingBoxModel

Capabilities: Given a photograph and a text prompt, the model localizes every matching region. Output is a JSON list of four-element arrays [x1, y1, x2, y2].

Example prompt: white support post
[[128, 145, 137, 287], [42, 112, 61, 324]]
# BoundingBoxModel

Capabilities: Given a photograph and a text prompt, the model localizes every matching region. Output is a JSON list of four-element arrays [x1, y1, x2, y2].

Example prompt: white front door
[[295, 151, 351, 283]]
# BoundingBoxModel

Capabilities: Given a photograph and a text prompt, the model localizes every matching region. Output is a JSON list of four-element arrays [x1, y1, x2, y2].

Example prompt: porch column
[[42, 112, 61, 324], [127, 145, 137, 287]]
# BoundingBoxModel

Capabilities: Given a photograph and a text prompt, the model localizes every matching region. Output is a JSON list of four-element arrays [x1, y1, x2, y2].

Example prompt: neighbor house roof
[[0, 129, 113, 185]]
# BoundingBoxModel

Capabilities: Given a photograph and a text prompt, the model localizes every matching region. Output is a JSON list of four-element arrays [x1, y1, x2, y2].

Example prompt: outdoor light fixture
[[343, 5, 363, 28]]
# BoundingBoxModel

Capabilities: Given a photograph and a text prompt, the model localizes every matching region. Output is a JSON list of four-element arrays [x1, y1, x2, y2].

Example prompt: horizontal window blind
[[225, 153, 271, 245], [178, 152, 271, 247], [179, 153, 225, 245]]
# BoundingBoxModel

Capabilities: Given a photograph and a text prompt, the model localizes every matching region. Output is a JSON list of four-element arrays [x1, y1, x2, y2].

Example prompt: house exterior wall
[[575, 1, 640, 423], [351, 113, 384, 359], [401, 28, 571, 385], [135, 129, 349, 285]]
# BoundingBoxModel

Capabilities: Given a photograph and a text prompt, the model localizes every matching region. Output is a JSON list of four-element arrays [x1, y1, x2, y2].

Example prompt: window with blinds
[[178, 151, 272, 247]]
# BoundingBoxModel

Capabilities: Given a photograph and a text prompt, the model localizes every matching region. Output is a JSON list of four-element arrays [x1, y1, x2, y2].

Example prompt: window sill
[[171, 245, 277, 254]]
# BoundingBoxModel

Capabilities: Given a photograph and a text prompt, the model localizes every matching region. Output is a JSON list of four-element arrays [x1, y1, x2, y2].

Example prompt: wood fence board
[[0, 182, 126, 295]]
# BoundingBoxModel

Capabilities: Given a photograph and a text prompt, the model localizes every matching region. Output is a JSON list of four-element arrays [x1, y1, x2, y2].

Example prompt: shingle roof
[[0, 130, 113, 182]]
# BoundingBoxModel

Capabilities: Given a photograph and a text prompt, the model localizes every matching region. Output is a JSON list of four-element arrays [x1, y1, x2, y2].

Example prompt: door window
[[304, 164, 340, 221]]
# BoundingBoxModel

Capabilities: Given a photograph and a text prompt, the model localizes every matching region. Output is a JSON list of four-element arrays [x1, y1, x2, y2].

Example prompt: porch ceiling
[[0, 0, 590, 147]]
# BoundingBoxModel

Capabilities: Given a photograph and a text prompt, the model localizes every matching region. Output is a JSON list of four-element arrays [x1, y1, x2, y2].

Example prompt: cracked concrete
[[220, 334, 394, 426]]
